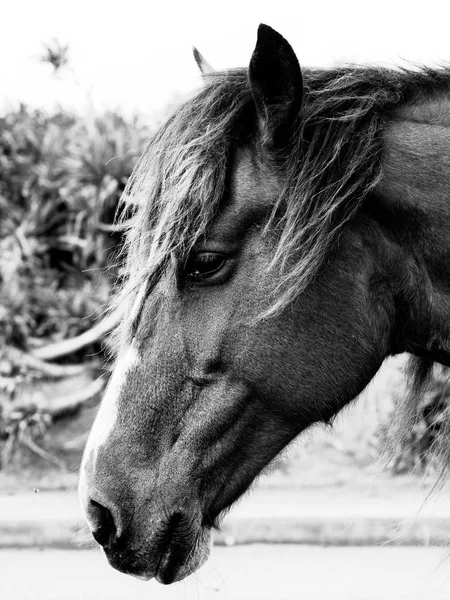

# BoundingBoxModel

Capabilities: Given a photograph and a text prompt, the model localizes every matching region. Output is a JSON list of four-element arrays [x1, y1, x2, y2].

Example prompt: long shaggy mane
[[119, 64, 450, 315]]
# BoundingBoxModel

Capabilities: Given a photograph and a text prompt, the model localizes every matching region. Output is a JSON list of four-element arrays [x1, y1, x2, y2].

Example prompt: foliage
[[0, 104, 152, 465], [379, 363, 450, 474], [0, 105, 151, 352], [39, 39, 70, 73], [0, 405, 52, 467]]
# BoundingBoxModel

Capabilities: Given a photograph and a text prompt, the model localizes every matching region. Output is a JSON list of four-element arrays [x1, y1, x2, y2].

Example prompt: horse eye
[[184, 252, 228, 282]]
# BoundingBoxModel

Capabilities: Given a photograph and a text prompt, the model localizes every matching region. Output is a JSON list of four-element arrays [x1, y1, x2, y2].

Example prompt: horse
[[79, 23, 450, 584]]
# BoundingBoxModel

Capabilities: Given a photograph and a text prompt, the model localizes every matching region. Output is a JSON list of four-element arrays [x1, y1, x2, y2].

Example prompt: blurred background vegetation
[[0, 41, 156, 471], [0, 40, 449, 487], [0, 103, 153, 467]]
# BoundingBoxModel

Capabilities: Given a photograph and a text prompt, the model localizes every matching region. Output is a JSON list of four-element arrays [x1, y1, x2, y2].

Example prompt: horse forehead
[[230, 147, 279, 210], [209, 147, 280, 240]]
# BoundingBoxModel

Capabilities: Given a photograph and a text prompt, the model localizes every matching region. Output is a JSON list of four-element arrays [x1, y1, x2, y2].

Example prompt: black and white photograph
[[3, 1, 450, 598]]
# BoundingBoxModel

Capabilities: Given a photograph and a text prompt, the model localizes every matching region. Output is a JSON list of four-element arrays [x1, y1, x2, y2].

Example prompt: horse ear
[[248, 24, 303, 147], [193, 47, 215, 76]]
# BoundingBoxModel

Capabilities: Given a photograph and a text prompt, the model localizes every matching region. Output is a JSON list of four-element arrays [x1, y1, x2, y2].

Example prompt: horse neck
[[369, 96, 450, 365]]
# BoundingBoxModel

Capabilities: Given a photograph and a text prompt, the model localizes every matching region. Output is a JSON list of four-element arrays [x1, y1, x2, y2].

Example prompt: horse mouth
[[155, 527, 211, 584], [104, 521, 212, 585]]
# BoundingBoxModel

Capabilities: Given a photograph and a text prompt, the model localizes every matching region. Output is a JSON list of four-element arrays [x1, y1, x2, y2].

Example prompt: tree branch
[[31, 306, 124, 362]]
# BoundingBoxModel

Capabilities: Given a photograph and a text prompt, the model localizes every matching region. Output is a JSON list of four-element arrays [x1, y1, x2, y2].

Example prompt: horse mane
[[118, 64, 450, 315]]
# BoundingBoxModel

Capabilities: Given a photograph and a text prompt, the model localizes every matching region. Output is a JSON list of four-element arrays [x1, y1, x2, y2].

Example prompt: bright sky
[[4, 0, 450, 117]]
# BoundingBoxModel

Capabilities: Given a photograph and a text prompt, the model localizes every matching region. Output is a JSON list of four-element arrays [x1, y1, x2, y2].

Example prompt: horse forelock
[[110, 63, 450, 334]]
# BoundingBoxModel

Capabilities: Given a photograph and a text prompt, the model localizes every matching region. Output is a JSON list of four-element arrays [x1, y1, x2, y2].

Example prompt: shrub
[[0, 105, 151, 351]]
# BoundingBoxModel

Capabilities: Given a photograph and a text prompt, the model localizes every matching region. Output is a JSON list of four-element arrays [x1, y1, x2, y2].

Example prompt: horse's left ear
[[193, 47, 215, 76], [248, 24, 303, 147]]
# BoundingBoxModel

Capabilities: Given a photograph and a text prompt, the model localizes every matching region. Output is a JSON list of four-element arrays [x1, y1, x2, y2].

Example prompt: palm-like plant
[[0, 107, 151, 351]]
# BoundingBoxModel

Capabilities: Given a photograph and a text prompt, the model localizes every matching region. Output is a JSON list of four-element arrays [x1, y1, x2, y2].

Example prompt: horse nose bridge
[[79, 464, 126, 540], [80, 434, 139, 517], [82, 434, 197, 496]]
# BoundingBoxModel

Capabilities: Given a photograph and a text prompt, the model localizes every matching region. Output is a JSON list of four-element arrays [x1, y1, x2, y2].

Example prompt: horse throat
[[369, 98, 450, 366]]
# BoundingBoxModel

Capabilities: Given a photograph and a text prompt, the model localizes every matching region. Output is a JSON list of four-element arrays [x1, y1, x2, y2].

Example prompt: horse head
[[79, 25, 400, 583]]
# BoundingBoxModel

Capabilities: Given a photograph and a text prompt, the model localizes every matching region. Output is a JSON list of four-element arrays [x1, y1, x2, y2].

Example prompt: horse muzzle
[[80, 474, 211, 584]]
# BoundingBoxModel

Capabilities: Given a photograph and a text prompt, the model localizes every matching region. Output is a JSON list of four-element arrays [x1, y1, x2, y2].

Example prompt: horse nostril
[[87, 499, 117, 547]]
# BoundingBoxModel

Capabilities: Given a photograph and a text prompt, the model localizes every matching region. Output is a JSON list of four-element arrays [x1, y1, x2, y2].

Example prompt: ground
[[2, 546, 450, 600]]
